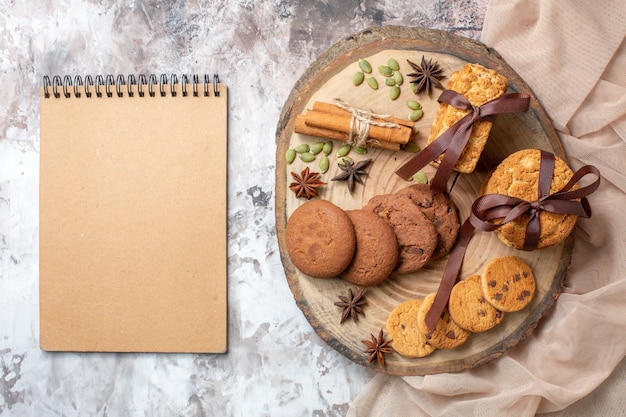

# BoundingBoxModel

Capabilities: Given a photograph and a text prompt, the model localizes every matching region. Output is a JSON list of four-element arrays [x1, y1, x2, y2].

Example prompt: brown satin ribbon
[[395, 89, 531, 193], [424, 151, 601, 332]]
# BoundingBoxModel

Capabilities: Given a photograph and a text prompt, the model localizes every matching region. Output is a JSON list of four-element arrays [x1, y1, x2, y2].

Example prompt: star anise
[[289, 167, 326, 199], [331, 158, 372, 193], [362, 328, 395, 368], [334, 287, 367, 323], [407, 55, 445, 95]]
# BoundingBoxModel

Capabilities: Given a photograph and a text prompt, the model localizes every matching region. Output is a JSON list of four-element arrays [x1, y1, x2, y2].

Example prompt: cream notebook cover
[[39, 74, 227, 353]]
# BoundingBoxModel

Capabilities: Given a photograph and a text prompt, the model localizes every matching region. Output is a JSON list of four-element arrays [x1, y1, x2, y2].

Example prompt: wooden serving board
[[275, 26, 573, 376]]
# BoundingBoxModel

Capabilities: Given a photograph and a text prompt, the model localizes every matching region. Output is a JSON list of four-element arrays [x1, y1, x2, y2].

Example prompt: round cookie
[[481, 255, 535, 312], [395, 184, 461, 259], [449, 275, 505, 333], [341, 209, 399, 286], [285, 199, 355, 278], [386, 299, 436, 358], [482, 149, 579, 249], [364, 193, 437, 273], [416, 293, 471, 349]]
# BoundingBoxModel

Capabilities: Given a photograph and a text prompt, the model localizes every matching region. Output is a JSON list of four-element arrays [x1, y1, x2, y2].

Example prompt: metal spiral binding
[[42, 73, 221, 99]]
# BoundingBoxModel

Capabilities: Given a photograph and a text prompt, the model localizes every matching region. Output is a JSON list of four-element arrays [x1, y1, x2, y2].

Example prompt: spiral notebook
[[39, 73, 228, 353]]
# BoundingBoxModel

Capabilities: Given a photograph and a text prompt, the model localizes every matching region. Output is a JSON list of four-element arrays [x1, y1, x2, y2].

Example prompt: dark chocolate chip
[[419, 199, 433, 209], [446, 331, 456, 339], [405, 246, 425, 255]]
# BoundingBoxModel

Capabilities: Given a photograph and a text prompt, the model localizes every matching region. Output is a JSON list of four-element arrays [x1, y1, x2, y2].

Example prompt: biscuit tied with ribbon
[[395, 89, 531, 193], [424, 150, 601, 332]]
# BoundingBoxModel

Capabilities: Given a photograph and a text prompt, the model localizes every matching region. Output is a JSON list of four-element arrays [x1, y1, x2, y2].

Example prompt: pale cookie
[[341, 209, 399, 286], [428, 63, 508, 173], [416, 293, 471, 349], [483, 149, 578, 249], [481, 255, 536, 312], [285, 199, 356, 278], [449, 275, 505, 333], [386, 299, 436, 358], [364, 193, 437, 273]]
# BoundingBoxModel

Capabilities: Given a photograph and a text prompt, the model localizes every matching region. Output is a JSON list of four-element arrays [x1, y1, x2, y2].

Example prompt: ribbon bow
[[395, 90, 531, 193], [424, 151, 601, 332]]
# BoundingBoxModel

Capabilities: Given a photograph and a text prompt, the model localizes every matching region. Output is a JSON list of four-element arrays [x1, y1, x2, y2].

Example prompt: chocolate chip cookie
[[395, 183, 460, 259], [416, 293, 471, 349], [481, 255, 536, 312], [449, 274, 505, 332], [386, 299, 436, 358], [364, 193, 437, 273]]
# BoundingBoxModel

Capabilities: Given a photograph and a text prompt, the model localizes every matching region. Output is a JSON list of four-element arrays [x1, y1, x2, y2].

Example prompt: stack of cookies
[[481, 148, 580, 249], [386, 255, 535, 358], [427, 63, 509, 174], [284, 183, 461, 286]]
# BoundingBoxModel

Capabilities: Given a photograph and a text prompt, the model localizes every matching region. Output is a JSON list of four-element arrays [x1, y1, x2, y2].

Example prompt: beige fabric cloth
[[348, 1, 626, 415]]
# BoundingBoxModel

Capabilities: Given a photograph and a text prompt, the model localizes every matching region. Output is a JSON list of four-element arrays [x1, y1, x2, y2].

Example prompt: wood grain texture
[[275, 26, 573, 376]]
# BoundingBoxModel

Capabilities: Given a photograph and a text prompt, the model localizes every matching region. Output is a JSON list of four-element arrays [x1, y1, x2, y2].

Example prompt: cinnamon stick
[[294, 115, 401, 151], [304, 109, 412, 145], [312, 101, 415, 129]]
